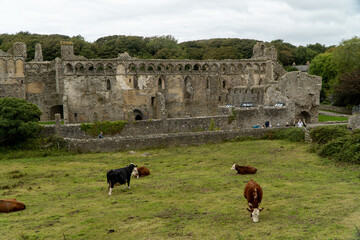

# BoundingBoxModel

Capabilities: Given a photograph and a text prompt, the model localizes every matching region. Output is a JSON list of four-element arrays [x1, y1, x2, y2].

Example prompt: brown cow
[[0, 199, 26, 213], [244, 180, 263, 222], [231, 164, 257, 174], [131, 166, 150, 178]]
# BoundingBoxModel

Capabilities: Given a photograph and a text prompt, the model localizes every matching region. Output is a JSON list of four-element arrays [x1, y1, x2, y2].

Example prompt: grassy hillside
[[1, 140, 359, 239]]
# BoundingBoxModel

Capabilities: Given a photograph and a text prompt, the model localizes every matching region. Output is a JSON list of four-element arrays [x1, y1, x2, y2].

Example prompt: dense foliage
[[0, 97, 42, 145], [308, 52, 338, 102], [333, 70, 360, 106], [0, 32, 329, 65], [309, 125, 360, 164], [80, 120, 128, 137], [309, 36, 360, 106], [263, 127, 305, 142]]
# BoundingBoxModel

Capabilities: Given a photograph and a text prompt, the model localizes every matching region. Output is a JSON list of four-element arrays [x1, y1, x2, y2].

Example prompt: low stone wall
[[319, 105, 352, 115], [349, 115, 360, 130], [121, 115, 233, 136], [65, 129, 271, 153], [41, 105, 295, 140]]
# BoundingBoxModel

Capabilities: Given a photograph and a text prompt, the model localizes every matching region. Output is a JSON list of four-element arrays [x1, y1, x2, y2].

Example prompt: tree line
[[0, 32, 330, 65]]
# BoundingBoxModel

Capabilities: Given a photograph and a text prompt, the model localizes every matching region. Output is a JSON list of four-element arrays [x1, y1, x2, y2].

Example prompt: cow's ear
[[246, 208, 252, 212], [259, 208, 264, 211]]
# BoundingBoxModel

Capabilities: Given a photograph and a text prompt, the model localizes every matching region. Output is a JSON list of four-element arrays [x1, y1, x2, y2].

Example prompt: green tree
[[295, 46, 318, 65], [145, 35, 179, 56], [0, 97, 42, 145], [309, 52, 338, 102], [333, 70, 360, 106], [332, 36, 360, 74], [203, 46, 241, 60], [270, 39, 296, 65]]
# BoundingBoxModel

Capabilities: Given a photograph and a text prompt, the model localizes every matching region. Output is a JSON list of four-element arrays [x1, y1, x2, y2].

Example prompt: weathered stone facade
[[0, 41, 321, 125]]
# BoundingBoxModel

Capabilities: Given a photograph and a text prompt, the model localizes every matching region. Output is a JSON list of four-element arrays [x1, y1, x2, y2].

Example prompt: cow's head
[[231, 164, 236, 170], [129, 163, 137, 168], [131, 167, 139, 178], [247, 207, 263, 223]]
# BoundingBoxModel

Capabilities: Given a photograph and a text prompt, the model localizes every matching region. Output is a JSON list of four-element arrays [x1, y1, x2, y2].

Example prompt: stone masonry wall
[[65, 129, 271, 153]]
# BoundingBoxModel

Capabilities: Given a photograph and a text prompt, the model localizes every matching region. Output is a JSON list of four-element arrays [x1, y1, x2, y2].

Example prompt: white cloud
[[0, 0, 359, 46]]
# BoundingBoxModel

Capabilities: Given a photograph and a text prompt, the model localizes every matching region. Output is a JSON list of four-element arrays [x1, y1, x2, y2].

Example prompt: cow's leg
[[127, 177, 131, 189], [108, 183, 114, 196]]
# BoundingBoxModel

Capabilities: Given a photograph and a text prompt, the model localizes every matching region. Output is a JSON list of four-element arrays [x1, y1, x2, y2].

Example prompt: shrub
[[209, 118, 216, 131], [263, 128, 305, 142], [309, 125, 349, 145], [318, 137, 350, 158], [316, 128, 360, 164], [0, 97, 42, 145], [274, 128, 305, 142], [80, 120, 128, 136]]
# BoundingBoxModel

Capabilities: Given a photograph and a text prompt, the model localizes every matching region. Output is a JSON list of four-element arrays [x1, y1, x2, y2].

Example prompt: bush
[[318, 137, 350, 158], [0, 97, 42, 145], [312, 126, 360, 164], [80, 120, 128, 136], [274, 128, 305, 142], [263, 128, 305, 142], [309, 125, 349, 145]]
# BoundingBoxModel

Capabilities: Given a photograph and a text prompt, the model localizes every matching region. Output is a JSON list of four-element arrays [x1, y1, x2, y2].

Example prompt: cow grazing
[[231, 164, 257, 175], [244, 180, 263, 222], [107, 163, 137, 196], [0, 199, 26, 213], [131, 166, 150, 178]]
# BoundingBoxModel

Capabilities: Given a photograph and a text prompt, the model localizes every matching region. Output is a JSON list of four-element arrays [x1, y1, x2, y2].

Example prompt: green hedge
[[80, 120, 128, 137], [310, 126, 360, 164], [309, 125, 349, 145], [263, 128, 305, 142]]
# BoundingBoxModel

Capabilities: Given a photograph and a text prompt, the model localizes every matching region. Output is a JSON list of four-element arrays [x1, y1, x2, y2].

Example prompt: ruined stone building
[[0, 41, 321, 125]]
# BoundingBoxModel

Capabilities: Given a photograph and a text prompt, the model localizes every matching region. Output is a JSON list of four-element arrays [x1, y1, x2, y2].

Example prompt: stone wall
[[25, 61, 61, 121], [65, 129, 271, 153], [42, 105, 295, 139], [319, 105, 352, 115]]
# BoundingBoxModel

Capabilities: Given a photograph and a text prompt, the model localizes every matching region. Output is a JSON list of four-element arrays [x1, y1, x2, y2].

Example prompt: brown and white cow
[[231, 164, 257, 175], [131, 166, 150, 178], [0, 199, 26, 213], [244, 180, 263, 222]]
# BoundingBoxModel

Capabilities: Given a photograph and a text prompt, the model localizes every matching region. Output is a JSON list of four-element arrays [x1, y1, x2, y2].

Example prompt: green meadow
[[318, 114, 348, 122], [1, 140, 360, 239]]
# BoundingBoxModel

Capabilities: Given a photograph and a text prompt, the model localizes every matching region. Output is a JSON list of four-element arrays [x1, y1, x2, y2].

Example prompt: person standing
[[297, 119, 304, 128]]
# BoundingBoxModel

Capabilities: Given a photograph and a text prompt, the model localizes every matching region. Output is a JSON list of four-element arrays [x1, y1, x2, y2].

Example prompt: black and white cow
[[107, 163, 137, 196]]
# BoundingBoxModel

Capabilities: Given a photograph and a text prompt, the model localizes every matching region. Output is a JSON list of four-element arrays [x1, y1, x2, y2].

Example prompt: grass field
[[318, 114, 348, 122], [1, 140, 360, 240]]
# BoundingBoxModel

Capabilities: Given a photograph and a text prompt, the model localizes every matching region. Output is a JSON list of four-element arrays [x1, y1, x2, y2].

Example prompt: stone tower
[[60, 41, 75, 60], [34, 43, 43, 61]]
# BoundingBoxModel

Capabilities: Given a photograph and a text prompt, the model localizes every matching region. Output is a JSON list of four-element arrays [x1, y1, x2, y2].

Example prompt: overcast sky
[[1, 0, 360, 46]]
